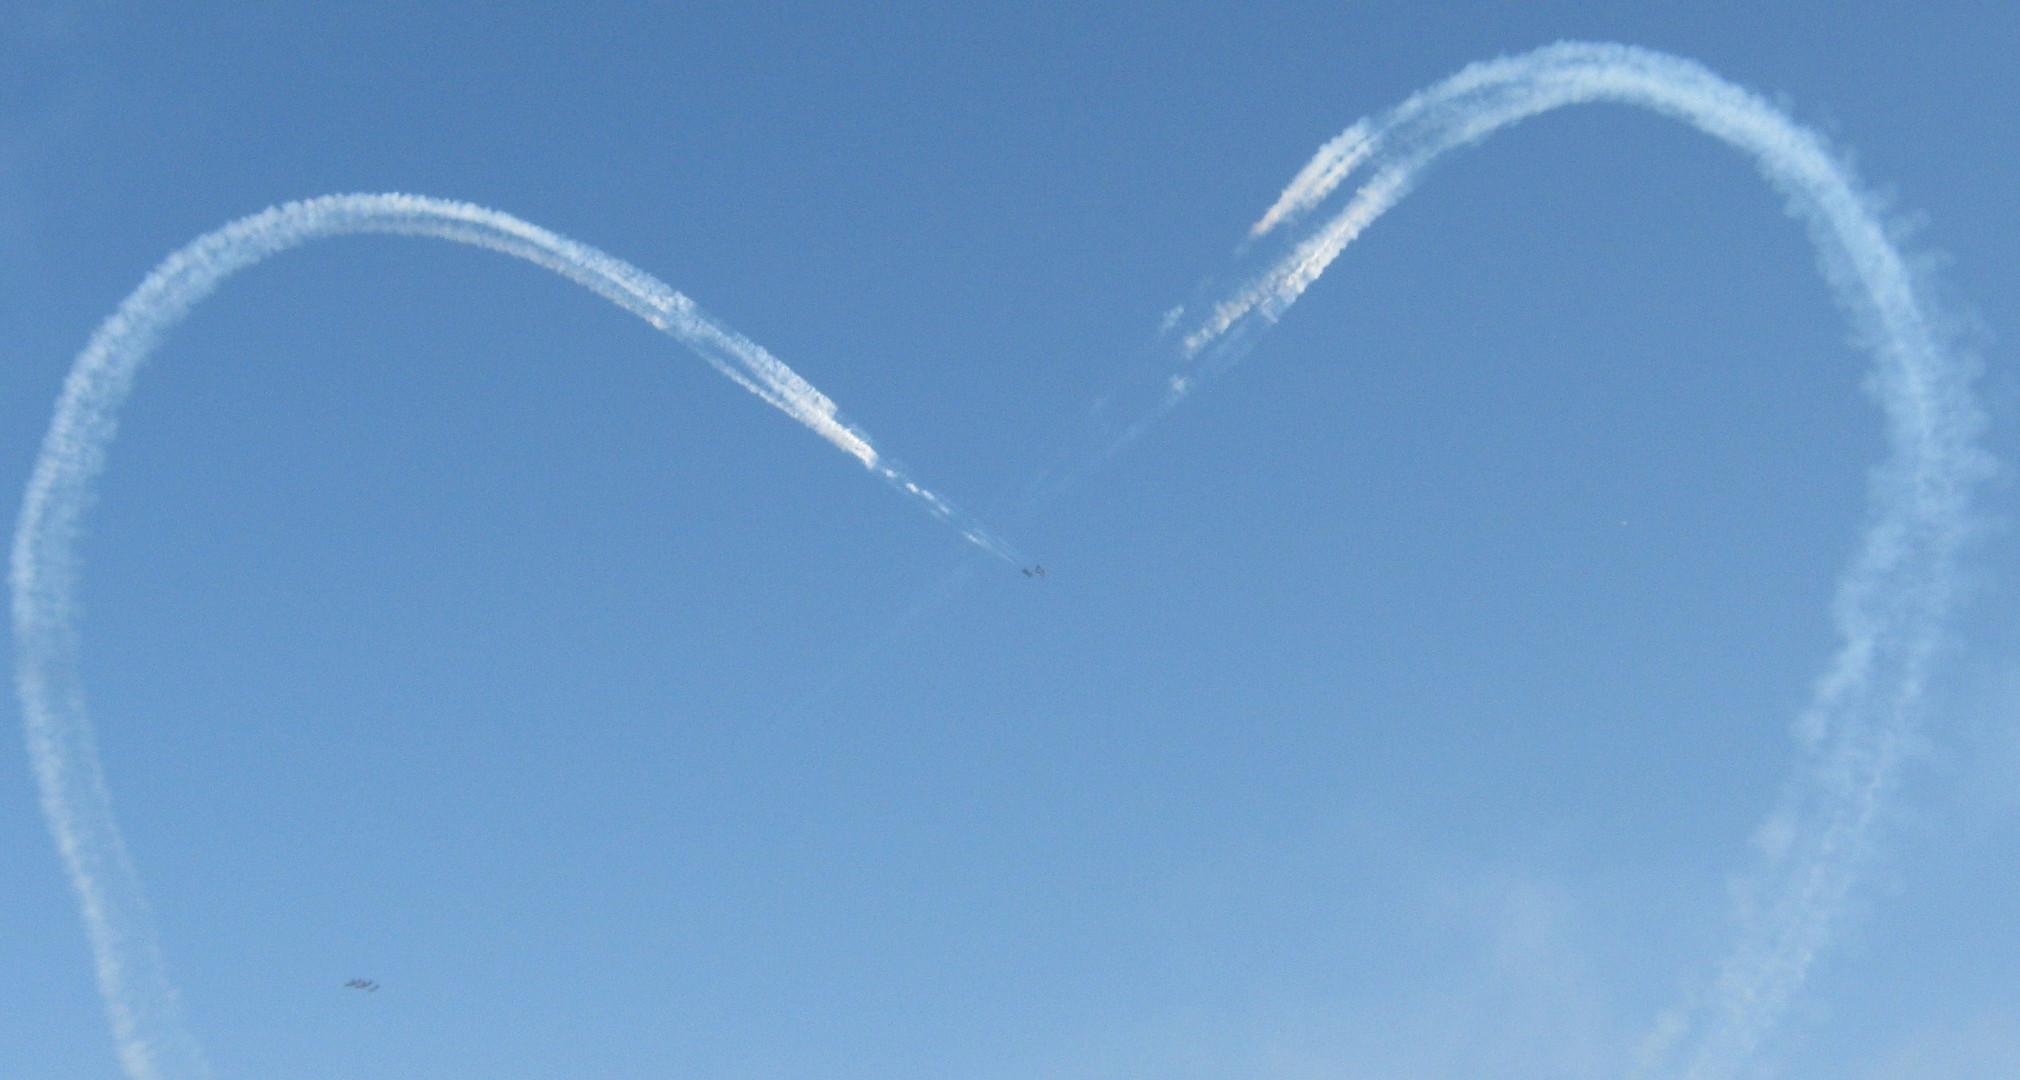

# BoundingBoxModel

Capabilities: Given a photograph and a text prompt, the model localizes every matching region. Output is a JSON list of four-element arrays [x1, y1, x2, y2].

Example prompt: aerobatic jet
[[1022, 565, 1047, 578], [345, 979, 380, 992]]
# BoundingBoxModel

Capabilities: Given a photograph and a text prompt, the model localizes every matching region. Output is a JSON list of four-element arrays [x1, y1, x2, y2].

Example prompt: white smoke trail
[[1143, 42, 1984, 1079], [1246, 119, 1376, 242], [12, 192, 1012, 1079], [19, 44, 1984, 1080]]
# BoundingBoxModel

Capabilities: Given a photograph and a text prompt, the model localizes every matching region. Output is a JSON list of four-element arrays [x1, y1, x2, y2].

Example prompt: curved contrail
[[12, 193, 1011, 1080], [1124, 42, 1981, 1080], [19, 42, 1988, 1080]]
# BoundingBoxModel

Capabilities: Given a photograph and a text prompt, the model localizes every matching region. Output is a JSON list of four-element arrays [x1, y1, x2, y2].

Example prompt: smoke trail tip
[[1249, 119, 1376, 239], [870, 463, 1022, 564]]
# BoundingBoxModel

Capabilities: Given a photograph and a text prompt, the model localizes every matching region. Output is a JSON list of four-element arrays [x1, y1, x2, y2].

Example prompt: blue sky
[[3, 3, 2019, 1079]]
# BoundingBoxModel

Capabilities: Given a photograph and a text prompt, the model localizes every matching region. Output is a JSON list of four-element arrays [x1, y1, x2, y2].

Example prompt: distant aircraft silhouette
[[344, 979, 379, 992], [1022, 565, 1046, 578]]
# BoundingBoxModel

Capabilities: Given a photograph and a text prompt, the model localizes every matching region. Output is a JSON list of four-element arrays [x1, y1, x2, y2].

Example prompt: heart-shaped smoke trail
[[12, 193, 1014, 1080], [1087, 42, 1985, 1080], [16, 42, 1991, 1080]]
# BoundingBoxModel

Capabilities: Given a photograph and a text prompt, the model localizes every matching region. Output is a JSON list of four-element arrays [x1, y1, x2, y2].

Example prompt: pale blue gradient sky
[[3, 3, 2019, 1079]]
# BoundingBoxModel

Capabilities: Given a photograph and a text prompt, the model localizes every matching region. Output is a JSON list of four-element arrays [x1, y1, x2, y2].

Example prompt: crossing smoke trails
[[1118, 42, 1983, 1080], [12, 193, 1013, 1080]]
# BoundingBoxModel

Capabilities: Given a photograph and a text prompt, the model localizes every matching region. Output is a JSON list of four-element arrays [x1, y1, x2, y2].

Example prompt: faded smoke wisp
[[12, 193, 1012, 1080], [1104, 41, 1982, 1080]]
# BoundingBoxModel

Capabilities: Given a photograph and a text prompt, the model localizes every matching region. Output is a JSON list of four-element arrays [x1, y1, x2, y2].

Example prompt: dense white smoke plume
[[12, 193, 1009, 1080], [1136, 42, 1982, 1080]]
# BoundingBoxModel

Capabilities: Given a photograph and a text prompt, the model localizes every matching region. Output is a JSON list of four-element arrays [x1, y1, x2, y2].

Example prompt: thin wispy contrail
[[12, 193, 1012, 1080], [1116, 42, 1983, 1080]]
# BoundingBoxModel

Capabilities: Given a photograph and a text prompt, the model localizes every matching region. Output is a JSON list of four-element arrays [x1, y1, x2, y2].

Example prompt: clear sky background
[[3, 3, 2019, 1079]]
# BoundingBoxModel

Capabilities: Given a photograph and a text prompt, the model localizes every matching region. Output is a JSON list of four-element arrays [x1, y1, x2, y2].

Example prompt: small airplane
[[344, 979, 380, 992], [1021, 565, 1047, 578]]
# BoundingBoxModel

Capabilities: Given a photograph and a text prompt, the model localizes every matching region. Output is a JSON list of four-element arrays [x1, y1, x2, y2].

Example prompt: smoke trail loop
[[1113, 42, 1984, 1080], [18, 43, 1988, 1080], [14, 193, 1011, 1080]]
